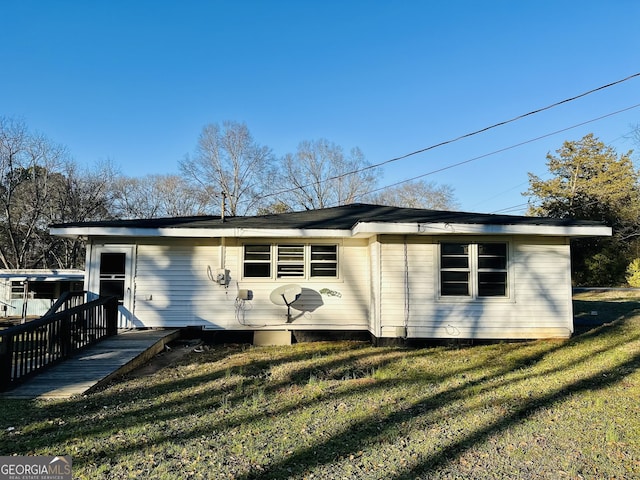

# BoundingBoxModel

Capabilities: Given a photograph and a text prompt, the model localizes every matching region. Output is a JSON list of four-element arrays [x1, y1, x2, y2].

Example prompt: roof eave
[[352, 222, 612, 237], [50, 222, 612, 240], [49, 226, 355, 239]]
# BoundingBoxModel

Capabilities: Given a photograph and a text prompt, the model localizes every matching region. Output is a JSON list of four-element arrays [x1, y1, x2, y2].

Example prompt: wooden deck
[[2, 329, 180, 399]]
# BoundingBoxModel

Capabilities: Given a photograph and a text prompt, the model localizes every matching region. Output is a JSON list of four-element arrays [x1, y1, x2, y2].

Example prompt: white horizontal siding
[[126, 233, 574, 339], [133, 243, 221, 327], [132, 238, 371, 330], [377, 236, 574, 339], [369, 238, 381, 334], [389, 325, 572, 339], [379, 238, 434, 330]]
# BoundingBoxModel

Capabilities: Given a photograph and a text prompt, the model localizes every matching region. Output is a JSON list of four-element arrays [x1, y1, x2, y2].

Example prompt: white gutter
[[228, 228, 352, 238], [50, 226, 355, 239], [351, 222, 612, 237], [50, 221, 612, 240]]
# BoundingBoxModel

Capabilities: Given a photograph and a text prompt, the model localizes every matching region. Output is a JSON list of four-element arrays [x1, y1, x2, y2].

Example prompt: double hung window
[[244, 244, 338, 279], [243, 245, 271, 278], [310, 245, 338, 277], [440, 242, 508, 298]]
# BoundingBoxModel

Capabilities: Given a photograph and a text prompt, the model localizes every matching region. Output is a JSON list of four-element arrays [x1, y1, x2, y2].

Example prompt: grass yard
[[1, 293, 639, 479]]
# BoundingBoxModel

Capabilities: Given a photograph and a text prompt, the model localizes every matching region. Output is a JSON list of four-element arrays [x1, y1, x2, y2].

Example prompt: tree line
[[1, 116, 639, 286], [0, 117, 456, 270]]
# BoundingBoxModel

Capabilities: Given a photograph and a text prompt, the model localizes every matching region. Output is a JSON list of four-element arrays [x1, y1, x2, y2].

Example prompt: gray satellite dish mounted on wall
[[270, 284, 303, 323]]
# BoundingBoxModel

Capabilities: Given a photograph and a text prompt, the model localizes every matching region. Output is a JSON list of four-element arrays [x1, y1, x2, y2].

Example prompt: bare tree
[[46, 160, 118, 268], [629, 123, 640, 153], [179, 121, 275, 216], [0, 117, 68, 268], [52, 160, 117, 222], [111, 174, 213, 219], [280, 139, 380, 210], [366, 180, 459, 210]]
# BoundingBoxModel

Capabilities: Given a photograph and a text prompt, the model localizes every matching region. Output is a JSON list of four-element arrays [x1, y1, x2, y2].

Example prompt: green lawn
[[1, 293, 639, 479]]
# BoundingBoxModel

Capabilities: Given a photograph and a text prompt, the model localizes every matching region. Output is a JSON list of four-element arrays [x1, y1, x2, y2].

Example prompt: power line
[[470, 180, 532, 210], [489, 179, 639, 216], [259, 72, 640, 202], [475, 124, 640, 213], [490, 203, 531, 214], [355, 102, 640, 201], [491, 156, 640, 216]]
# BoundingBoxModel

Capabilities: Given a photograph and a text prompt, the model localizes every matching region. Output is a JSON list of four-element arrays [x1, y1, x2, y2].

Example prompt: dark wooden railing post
[[105, 297, 118, 336], [61, 311, 72, 358], [0, 335, 14, 391]]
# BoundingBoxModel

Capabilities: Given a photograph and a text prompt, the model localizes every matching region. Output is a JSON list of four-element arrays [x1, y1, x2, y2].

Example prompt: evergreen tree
[[525, 134, 640, 285]]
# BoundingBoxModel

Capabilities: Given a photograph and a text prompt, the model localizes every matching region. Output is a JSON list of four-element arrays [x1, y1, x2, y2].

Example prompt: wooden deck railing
[[44, 290, 88, 317], [0, 293, 118, 392]]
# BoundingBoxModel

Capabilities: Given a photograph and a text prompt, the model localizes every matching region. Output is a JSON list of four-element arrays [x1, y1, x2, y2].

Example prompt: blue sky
[[2, 0, 639, 214]]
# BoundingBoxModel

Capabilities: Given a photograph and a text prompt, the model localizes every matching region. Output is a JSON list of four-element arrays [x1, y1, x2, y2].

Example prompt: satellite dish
[[270, 284, 302, 306], [270, 284, 303, 322]]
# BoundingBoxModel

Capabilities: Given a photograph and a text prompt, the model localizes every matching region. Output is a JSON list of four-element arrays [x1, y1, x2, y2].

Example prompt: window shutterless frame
[[439, 241, 509, 299], [440, 243, 471, 296], [277, 244, 305, 278], [310, 244, 338, 277], [476, 243, 508, 297], [243, 244, 272, 278], [242, 243, 339, 280]]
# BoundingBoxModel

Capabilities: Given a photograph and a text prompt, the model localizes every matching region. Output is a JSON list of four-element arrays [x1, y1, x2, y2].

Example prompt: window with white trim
[[277, 244, 305, 278], [243, 244, 271, 278], [243, 244, 338, 279], [440, 242, 508, 298], [310, 245, 338, 277]]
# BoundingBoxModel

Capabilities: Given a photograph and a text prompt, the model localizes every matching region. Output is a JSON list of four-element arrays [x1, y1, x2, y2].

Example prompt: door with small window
[[89, 245, 135, 328]]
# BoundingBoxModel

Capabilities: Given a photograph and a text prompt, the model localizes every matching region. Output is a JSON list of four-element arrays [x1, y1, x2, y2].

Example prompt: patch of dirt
[[127, 339, 206, 378]]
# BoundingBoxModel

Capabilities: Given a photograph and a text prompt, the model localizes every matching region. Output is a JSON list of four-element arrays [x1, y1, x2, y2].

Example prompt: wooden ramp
[[2, 329, 180, 400]]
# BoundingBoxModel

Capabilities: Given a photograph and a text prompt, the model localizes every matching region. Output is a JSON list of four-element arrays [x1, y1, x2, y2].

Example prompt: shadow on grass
[[394, 353, 639, 479], [0, 304, 638, 478], [1, 342, 416, 458], [232, 314, 640, 479], [573, 295, 640, 334]]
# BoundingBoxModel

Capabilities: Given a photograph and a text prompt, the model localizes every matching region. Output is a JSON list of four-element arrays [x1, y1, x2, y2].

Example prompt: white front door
[[89, 245, 135, 329]]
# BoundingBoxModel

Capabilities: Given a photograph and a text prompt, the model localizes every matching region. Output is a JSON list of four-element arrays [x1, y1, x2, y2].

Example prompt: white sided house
[[0, 269, 84, 319], [50, 204, 611, 343]]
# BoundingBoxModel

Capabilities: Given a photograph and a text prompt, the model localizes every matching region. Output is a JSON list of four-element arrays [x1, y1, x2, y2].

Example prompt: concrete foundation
[[253, 330, 292, 346]]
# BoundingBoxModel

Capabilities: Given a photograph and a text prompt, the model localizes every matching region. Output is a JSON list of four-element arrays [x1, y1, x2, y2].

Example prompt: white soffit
[[49, 226, 354, 238], [352, 222, 612, 237], [50, 221, 612, 239]]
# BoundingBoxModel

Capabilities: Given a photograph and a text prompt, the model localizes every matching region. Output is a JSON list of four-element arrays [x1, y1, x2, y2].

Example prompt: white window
[[277, 244, 305, 278], [243, 245, 271, 278], [11, 281, 25, 299], [310, 245, 338, 277], [440, 242, 508, 298], [243, 244, 338, 279]]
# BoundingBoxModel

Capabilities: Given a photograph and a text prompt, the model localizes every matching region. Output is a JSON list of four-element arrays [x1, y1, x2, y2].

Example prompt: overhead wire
[[353, 102, 640, 201], [490, 203, 532, 214], [494, 152, 640, 216], [483, 118, 640, 214], [258, 72, 640, 203], [472, 180, 532, 211]]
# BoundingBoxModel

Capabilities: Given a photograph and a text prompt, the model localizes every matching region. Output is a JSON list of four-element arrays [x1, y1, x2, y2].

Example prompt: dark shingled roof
[[51, 203, 606, 230]]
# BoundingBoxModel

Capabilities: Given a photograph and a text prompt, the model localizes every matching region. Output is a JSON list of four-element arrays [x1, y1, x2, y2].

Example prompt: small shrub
[[626, 258, 640, 287]]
